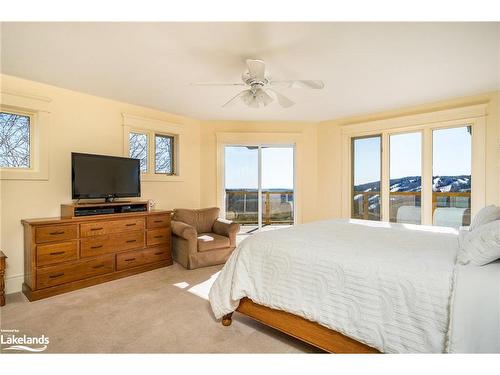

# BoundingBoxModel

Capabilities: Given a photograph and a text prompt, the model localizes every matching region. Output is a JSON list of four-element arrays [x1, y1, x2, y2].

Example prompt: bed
[[208, 219, 500, 353]]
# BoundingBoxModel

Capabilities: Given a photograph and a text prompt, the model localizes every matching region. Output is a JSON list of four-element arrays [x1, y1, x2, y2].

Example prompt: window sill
[[141, 174, 184, 182], [0, 168, 49, 181]]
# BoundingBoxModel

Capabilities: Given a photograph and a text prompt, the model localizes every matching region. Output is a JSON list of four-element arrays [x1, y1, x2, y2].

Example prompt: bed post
[[222, 313, 233, 326]]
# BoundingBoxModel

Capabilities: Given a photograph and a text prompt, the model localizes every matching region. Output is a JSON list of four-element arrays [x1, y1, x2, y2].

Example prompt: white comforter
[[209, 219, 461, 353]]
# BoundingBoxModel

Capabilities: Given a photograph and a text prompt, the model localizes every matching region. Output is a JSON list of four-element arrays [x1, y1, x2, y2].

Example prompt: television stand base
[[61, 201, 149, 218]]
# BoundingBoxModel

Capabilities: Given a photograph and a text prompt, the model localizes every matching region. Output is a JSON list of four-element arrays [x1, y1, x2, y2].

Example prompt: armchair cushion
[[173, 207, 220, 233], [197, 233, 231, 252], [171, 220, 197, 241]]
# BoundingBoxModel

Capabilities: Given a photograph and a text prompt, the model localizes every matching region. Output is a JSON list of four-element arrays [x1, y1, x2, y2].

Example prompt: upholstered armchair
[[171, 207, 240, 269]]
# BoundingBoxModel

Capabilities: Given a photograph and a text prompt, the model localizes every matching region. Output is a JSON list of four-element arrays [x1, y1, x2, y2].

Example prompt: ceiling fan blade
[[246, 59, 266, 80], [255, 88, 274, 106], [269, 80, 325, 89], [222, 90, 249, 107], [191, 82, 246, 87], [267, 89, 295, 108]]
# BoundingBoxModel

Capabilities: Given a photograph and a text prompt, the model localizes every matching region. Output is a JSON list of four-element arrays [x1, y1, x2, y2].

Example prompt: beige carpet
[[0, 263, 319, 353]]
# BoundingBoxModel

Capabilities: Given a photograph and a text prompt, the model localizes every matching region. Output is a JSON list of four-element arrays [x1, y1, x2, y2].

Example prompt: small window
[[129, 132, 148, 173], [155, 134, 174, 175], [0, 112, 31, 169]]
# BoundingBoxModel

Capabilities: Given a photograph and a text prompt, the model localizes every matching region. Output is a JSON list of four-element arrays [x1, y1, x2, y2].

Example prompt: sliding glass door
[[224, 145, 294, 233], [261, 146, 295, 227], [224, 146, 259, 230]]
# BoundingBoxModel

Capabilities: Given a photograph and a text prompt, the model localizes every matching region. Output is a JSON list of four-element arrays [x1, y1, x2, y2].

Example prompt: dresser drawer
[[147, 228, 170, 246], [35, 224, 78, 244], [116, 247, 171, 271], [80, 230, 145, 258], [80, 218, 145, 237], [36, 255, 114, 289], [36, 241, 78, 267], [147, 214, 171, 229]]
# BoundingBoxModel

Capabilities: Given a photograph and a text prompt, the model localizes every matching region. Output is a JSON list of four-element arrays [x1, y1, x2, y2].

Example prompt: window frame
[[154, 133, 175, 176], [0, 91, 50, 181], [122, 113, 182, 182], [342, 104, 487, 225]]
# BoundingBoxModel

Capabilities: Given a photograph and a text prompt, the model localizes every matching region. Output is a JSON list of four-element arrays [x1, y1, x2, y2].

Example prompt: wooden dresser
[[22, 205, 172, 301]]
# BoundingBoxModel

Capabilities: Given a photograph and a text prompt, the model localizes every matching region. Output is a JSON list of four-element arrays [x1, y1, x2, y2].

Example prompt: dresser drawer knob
[[126, 239, 137, 243], [154, 220, 163, 223], [154, 235, 163, 239], [154, 252, 164, 255], [124, 258, 136, 262], [49, 273, 65, 279], [90, 245, 103, 249], [49, 231, 65, 235], [125, 223, 136, 226], [92, 264, 105, 269], [90, 227, 104, 231], [50, 251, 66, 256]]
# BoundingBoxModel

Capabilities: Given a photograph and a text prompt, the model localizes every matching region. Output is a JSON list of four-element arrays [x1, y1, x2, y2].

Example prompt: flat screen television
[[72, 153, 141, 201]]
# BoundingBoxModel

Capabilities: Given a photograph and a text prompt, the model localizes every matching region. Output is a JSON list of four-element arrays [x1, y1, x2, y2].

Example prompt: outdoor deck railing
[[352, 190, 471, 221], [225, 190, 294, 225]]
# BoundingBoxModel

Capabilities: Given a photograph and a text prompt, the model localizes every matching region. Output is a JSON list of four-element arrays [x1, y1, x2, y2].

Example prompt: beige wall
[[1, 73, 499, 294], [0, 74, 201, 293]]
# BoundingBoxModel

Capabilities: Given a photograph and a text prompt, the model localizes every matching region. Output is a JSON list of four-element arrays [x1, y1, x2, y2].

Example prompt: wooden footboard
[[222, 297, 380, 354]]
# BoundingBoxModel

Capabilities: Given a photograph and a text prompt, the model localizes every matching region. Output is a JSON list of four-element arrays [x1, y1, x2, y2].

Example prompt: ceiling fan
[[191, 59, 325, 108]]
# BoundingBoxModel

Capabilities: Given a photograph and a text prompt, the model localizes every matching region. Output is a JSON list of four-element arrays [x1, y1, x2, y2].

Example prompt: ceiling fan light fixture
[[191, 59, 324, 109]]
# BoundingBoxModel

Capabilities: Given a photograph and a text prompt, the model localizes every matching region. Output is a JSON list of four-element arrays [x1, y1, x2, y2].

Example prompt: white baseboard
[[5, 273, 24, 294]]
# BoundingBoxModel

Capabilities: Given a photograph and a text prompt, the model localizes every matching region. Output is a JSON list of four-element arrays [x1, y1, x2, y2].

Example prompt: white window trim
[[122, 113, 183, 182], [0, 90, 51, 180], [341, 103, 487, 224]]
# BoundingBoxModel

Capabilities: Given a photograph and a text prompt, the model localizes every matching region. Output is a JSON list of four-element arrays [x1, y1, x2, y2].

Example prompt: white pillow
[[458, 219, 500, 266], [469, 205, 500, 231]]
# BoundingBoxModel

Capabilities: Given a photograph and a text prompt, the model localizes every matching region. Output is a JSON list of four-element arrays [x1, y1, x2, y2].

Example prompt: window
[[389, 132, 422, 224], [0, 111, 31, 168], [129, 132, 148, 172], [351, 135, 381, 221], [155, 134, 174, 175], [127, 129, 176, 176], [348, 124, 475, 228], [432, 126, 471, 227]]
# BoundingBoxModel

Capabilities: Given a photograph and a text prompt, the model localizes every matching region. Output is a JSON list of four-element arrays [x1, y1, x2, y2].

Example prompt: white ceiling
[[1, 22, 499, 122]]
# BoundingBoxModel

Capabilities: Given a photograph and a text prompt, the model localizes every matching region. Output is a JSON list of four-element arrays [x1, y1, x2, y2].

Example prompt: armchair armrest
[[171, 220, 197, 241], [213, 218, 240, 247]]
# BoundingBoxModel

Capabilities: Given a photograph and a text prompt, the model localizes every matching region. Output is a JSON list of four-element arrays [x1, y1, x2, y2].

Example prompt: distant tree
[[0, 113, 30, 168], [155, 135, 173, 174], [129, 133, 147, 172]]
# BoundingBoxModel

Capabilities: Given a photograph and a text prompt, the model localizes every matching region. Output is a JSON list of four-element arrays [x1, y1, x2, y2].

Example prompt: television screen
[[72, 153, 141, 200]]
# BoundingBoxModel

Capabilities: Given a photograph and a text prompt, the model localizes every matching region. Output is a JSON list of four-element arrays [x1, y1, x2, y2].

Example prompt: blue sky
[[353, 127, 471, 185], [224, 146, 294, 189], [224, 127, 471, 189]]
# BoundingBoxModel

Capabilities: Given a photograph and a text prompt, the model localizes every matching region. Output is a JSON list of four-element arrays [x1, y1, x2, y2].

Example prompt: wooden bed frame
[[222, 297, 380, 353]]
